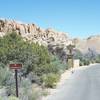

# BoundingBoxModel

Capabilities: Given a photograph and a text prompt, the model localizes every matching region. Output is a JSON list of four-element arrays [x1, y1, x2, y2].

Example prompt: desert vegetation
[[0, 32, 67, 100], [73, 48, 100, 66], [0, 32, 99, 100]]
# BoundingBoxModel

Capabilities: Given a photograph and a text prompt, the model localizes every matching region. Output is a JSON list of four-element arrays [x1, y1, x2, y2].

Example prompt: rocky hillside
[[73, 35, 100, 53], [0, 18, 100, 54], [0, 19, 72, 46]]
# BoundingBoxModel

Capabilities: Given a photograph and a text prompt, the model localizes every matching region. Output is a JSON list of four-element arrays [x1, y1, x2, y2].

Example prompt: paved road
[[44, 64, 100, 100]]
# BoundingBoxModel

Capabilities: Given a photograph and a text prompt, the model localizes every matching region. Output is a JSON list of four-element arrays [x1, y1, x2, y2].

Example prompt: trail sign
[[9, 64, 22, 69], [9, 64, 22, 97]]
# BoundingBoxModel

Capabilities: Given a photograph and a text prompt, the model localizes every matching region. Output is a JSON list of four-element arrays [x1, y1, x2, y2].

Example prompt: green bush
[[0, 32, 53, 76], [79, 61, 84, 66], [0, 67, 12, 87], [42, 73, 60, 88], [51, 55, 67, 73], [83, 59, 90, 65], [95, 55, 100, 63], [19, 79, 42, 100]]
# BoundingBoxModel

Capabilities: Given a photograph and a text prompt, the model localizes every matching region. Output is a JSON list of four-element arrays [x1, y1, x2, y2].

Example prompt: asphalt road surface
[[44, 64, 100, 100]]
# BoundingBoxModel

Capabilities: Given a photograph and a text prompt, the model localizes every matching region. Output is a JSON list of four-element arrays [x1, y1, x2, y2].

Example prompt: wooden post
[[15, 70, 18, 97]]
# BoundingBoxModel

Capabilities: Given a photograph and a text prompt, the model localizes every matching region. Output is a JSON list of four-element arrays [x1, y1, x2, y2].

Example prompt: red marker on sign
[[9, 64, 22, 69]]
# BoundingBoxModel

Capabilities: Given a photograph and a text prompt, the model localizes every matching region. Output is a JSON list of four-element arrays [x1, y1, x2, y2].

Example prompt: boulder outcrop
[[73, 35, 100, 53], [0, 19, 71, 47]]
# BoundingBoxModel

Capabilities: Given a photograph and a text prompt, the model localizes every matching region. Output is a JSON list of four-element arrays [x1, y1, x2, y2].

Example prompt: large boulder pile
[[0, 18, 71, 46], [73, 35, 100, 54]]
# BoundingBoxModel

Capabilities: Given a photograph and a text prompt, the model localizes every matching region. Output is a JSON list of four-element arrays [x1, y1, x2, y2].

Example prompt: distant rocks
[[73, 35, 100, 53]]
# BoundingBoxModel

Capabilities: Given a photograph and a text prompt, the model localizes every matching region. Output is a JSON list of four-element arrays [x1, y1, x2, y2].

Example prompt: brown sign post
[[9, 64, 22, 97]]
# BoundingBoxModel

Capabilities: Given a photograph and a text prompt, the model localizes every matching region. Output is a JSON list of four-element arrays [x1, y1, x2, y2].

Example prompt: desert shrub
[[82, 59, 90, 65], [95, 55, 100, 63], [79, 61, 84, 66], [42, 73, 60, 88], [29, 85, 42, 100], [34, 63, 60, 77], [0, 32, 36, 75], [27, 72, 41, 85], [19, 79, 42, 100], [50, 55, 67, 72], [0, 67, 12, 87]]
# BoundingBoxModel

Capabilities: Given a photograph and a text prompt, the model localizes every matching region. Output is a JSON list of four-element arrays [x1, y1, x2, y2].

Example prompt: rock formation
[[0, 18, 100, 55], [0, 19, 71, 46], [73, 35, 100, 53]]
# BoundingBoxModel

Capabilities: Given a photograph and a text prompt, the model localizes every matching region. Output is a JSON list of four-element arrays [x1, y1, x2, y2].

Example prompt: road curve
[[43, 64, 100, 100]]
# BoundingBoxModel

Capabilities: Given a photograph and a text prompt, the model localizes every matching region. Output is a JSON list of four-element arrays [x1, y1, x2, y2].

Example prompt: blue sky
[[0, 0, 100, 38]]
